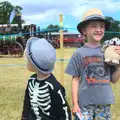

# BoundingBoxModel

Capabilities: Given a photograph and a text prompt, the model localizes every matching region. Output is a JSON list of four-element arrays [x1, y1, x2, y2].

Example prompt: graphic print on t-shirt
[[83, 56, 109, 86]]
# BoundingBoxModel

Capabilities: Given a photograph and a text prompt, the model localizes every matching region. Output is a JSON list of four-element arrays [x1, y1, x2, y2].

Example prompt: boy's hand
[[114, 46, 120, 55], [72, 104, 80, 114]]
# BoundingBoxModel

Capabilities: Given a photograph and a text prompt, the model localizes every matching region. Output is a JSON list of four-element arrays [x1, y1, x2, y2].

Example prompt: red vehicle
[[48, 32, 85, 48]]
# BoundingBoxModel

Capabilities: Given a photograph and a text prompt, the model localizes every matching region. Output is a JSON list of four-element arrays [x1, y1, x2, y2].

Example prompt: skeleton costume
[[21, 73, 71, 120], [21, 37, 71, 120]]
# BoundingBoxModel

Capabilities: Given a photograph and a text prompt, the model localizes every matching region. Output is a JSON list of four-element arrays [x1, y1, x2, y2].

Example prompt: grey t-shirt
[[65, 45, 115, 106]]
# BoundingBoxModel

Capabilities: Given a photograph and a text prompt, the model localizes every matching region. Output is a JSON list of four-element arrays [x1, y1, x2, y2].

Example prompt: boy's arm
[[53, 87, 72, 120], [72, 76, 80, 114], [111, 66, 120, 84], [21, 85, 31, 120]]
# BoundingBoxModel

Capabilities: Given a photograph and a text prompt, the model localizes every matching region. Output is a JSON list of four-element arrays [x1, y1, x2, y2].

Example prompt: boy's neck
[[86, 41, 101, 47], [36, 72, 50, 80]]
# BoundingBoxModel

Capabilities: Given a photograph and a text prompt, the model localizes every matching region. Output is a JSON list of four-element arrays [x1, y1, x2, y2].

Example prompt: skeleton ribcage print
[[28, 78, 53, 120]]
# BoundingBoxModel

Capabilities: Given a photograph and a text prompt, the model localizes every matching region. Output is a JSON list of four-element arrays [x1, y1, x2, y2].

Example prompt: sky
[[5, 0, 120, 32]]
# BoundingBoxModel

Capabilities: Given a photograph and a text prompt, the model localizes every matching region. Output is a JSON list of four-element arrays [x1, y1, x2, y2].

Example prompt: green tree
[[46, 24, 60, 32], [103, 16, 120, 42], [0, 1, 13, 24], [46, 24, 68, 32], [12, 5, 25, 24], [14, 5, 22, 14], [0, 1, 25, 24]]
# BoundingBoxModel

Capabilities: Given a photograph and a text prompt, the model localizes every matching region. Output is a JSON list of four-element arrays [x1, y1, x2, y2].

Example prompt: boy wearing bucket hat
[[65, 8, 120, 120], [21, 37, 72, 120]]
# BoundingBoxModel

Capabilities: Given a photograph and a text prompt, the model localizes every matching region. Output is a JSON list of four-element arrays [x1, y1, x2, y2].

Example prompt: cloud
[[22, 9, 61, 24], [8, 0, 76, 27], [8, 0, 74, 15], [71, 0, 120, 20], [7, 0, 120, 28]]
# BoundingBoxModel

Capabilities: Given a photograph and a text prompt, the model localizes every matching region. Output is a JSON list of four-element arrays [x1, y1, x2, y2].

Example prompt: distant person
[[65, 8, 120, 120], [21, 37, 72, 120]]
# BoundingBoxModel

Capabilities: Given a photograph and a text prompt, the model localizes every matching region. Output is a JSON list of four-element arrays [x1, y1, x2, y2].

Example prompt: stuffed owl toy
[[102, 37, 120, 65]]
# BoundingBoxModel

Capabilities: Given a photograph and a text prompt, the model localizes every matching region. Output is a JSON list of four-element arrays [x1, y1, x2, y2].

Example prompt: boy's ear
[[81, 27, 86, 36], [23, 48, 36, 72], [27, 61, 36, 72]]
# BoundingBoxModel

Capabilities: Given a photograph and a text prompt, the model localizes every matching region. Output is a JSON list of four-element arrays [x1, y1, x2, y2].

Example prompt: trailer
[[47, 32, 85, 48]]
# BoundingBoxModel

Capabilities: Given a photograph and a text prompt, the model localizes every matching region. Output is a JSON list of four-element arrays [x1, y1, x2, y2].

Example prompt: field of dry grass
[[0, 48, 120, 120]]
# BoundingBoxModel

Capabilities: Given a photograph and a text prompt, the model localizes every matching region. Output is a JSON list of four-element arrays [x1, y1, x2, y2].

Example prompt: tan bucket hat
[[77, 8, 111, 34]]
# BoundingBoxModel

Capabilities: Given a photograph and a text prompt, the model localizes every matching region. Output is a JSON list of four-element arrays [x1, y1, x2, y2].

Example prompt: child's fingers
[[72, 107, 80, 115], [114, 50, 120, 54], [115, 46, 120, 50]]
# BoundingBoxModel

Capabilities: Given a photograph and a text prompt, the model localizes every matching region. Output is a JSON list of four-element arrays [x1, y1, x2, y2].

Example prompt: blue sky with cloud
[[6, 0, 120, 32]]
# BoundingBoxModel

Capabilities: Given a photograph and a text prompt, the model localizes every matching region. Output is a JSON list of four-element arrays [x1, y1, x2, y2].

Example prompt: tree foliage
[[0, 1, 24, 24], [103, 16, 120, 42], [46, 24, 68, 32], [46, 24, 60, 32]]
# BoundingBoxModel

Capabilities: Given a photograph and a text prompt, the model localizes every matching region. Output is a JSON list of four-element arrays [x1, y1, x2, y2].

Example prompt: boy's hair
[[77, 8, 111, 34]]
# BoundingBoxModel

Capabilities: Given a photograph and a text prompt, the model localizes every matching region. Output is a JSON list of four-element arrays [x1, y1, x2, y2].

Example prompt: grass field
[[0, 48, 120, 120]]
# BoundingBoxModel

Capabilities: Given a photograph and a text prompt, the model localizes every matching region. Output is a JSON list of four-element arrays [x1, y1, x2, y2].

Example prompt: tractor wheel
[[7, 42, 24, 57]]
